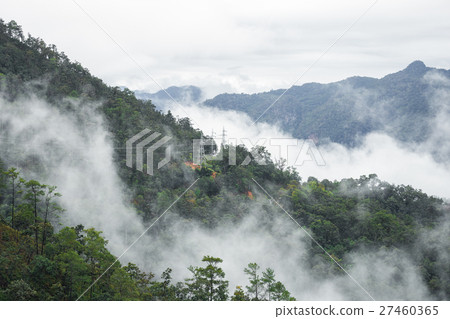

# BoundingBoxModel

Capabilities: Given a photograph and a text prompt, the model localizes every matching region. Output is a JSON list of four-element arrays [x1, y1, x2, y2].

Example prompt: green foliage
[[204, 61, 433, 147], [231, 286, 249, 301], [149, 268, 178, 301], [262, 268, 276, 300], [29, 255, 61, 300], [244, 264, 295, 301], [2, 167, 21, 228], [185, 256, 229, 301], [110, 268, 139, 301], [2, 279, 37, 301], [244, 262, 263, 300], [271, 281, 295, 301], [124, 263, 154, 300], [0, 20, 449, 301]]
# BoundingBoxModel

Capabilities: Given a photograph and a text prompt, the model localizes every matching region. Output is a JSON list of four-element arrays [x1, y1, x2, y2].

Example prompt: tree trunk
[[41, 203, 49, 254], [34, 192, 39, 255], [11, 181, 15, 229]]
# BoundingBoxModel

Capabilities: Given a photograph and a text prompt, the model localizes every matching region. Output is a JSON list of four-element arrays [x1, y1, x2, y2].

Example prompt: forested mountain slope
[[0, 20, 449, 300], [204, 61, 450, 147]]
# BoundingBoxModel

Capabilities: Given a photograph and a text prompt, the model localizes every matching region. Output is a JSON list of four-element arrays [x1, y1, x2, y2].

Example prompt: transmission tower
[[199, 133, 205, 163], [221, 127, 227, 148]]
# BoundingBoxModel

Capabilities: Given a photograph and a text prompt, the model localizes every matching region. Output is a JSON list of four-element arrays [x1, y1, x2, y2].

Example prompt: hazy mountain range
[[135, 85, 203, 106], [139, 61, 450, 152]]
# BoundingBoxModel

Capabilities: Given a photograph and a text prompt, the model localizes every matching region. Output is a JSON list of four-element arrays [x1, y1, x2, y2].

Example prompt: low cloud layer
[[0, 85, 446, 300], [160, 70, 450, 200], [140, 208, 434, 300], [0, 91, 146, 265]]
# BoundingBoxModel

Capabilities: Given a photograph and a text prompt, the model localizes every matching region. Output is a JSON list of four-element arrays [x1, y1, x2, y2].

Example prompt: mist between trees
[[0, 20, 449, 301]]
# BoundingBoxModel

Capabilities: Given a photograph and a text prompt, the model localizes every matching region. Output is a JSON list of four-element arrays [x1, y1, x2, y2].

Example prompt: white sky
[[2, 0, 450, 97]]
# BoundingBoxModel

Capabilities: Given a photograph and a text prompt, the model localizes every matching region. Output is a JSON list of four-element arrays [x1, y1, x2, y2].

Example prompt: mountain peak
[[405, 60, 427, 72]]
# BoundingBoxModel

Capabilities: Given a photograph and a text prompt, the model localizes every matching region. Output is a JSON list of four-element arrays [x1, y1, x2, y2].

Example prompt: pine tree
[[244, 262, 263, 300], [186, 256, 229, 301]]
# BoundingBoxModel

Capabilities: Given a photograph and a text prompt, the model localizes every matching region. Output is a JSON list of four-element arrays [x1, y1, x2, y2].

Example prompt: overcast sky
[[3, 0, 450, 97]]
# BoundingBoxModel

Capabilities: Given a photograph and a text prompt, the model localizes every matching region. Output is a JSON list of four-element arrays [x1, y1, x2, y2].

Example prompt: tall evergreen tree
[[23, 179, 45, 254], [244, 262, 263, 300], [186, 256, 229, 301], [3, 168, 21, 228]]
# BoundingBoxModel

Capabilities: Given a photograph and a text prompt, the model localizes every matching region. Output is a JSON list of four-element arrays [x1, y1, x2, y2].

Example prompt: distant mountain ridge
[[135, 85, 203, 105], [203, 61, 450, 147]]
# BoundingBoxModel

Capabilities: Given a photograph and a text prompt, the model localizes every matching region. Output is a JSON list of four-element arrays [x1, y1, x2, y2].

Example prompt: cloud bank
[[158, 71, 450, 200]]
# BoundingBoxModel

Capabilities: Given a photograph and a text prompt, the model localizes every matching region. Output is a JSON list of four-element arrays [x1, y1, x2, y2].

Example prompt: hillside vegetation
[[204, 61, 450, 147], [0, 20, 449, 300]]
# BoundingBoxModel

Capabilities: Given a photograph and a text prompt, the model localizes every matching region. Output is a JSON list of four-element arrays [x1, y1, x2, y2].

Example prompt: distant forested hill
[[135, 85, 203, 105], [204, 61, 450, 147]]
